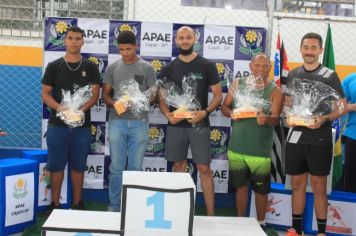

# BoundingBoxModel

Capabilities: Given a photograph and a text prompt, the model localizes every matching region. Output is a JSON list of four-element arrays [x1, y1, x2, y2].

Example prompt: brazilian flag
[[323, 24, 344, 187]]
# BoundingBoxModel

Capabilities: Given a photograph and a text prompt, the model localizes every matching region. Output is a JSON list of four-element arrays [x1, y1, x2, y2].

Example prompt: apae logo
[[239, 30, 263, 57], [150, 60, 166, 73], [88, 56, 105, 74], [113, 24, 138, 46], [205, 35, 233, 50], [13, 178, 28, 199], [146, 127, 165, 153], [216, 62, 233, 89], [142, 32, 171, 47], [48, 21, 71, 47], [83, 28, 108, 40], [210, 129, 228, 156]]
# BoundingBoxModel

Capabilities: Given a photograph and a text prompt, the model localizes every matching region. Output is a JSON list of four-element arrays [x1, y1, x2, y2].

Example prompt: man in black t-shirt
[[284, 33, 346, 236], [42, 26, 100, 211], [159, 26, 222, 216]]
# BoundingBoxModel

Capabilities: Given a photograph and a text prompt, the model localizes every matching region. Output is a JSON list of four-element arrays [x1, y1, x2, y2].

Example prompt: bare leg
[[71, 169, 84, 204], [172, 160, 187, 172], [50, 171, 64, 205], [236, 185, 249, 216], [197, 164, 215, 216], [255, 192, 268, 221], [291, 173, 308, 214], [310, 175, 328, 219]]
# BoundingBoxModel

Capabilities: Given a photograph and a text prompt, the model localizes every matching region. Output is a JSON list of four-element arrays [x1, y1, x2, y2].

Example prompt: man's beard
[[178, 45, 194, 56]]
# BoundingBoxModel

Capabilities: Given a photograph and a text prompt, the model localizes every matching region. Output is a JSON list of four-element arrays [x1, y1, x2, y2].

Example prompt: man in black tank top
[[284, 33, 346, 236]]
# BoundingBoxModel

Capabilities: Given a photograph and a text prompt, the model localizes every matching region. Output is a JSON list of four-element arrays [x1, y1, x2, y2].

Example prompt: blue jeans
[[108, 119, 149, 211]]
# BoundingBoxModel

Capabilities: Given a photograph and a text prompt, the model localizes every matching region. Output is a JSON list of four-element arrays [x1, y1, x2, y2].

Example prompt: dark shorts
[[46, 126, 91, 172], [285, 143, 333, 176], [165, 126, 211, 164], [228, 150, 271, 194]]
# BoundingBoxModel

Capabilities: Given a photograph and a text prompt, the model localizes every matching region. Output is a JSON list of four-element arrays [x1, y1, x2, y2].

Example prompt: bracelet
[[205, 109, 211, 116]]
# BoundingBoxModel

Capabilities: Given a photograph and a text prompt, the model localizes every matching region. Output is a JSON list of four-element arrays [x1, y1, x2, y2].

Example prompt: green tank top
[[228, 82, 276, 157]]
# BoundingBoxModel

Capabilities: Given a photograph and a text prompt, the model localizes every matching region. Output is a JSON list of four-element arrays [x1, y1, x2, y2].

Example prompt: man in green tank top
[[221, 53, 283, 231]]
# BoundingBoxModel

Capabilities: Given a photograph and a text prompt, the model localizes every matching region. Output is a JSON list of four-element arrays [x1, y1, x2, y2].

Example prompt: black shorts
[[285, 143, 333, 176]]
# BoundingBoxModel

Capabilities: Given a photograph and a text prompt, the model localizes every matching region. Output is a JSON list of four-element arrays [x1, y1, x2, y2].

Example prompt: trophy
[[160, 74, 200, 119], [114, 79, 158, 116], [229, 75, 270, 119], [57, 84, 92, 127], [283, 78, 344, 127]]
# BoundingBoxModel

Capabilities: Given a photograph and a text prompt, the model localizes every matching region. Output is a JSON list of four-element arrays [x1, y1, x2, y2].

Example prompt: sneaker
[[285, 228, 304, 236], [70, 200, 86, 210], [260, 224, 267, 232]]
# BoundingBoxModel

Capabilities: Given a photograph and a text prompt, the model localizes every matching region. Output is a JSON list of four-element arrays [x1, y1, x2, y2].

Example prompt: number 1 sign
[[121, 171, 195, 236]]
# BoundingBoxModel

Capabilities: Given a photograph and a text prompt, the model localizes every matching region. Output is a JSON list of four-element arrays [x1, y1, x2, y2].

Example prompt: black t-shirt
[[159, 55, 220, 127], [286, 64, 345, 145], [42, 57, 101, 127]]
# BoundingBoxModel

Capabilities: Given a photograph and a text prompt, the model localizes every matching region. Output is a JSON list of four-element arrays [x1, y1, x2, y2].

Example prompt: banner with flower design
[[82, 53, 108, 83], [43, 17, 270, 192], [211, 59, 234, 93], [109, 20, 141, 54], [44, 17, 78, 51], [235, 27, 266, 60]]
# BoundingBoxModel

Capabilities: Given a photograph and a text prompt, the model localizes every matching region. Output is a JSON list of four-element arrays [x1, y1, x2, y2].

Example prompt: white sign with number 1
[[121, 171, 195, 235]]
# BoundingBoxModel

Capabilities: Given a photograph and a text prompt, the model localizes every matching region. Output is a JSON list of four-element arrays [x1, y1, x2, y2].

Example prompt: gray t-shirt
[[103, 57, 156, 121]]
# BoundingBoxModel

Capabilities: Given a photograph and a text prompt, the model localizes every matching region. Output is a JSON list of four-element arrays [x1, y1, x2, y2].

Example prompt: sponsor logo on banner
[[82, 53, 108, 83], [78, 18, 109, 54], [211, 59, 234, 93], [90, 122, 106, 155], [172, 24, 204, 57], [210, 127, 230, 160], [109, 21, 141, 54], [141, 56, 171, 77], [140, 22, 173, 57], [13, 178, 28, 199], [44, 17, 77, 51], [145, 124, 166, 157], [235, 27, 266, 60], [203, 25, 235, 59], [84, 155, 104, 189]]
